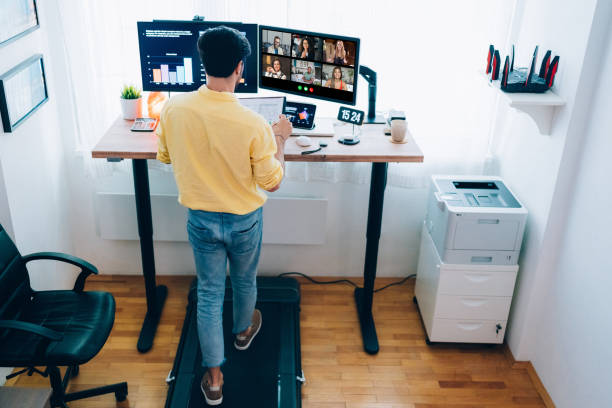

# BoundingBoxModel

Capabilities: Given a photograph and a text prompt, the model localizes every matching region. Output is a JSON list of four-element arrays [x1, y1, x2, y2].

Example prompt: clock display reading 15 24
[[337, 106, 364, 126]]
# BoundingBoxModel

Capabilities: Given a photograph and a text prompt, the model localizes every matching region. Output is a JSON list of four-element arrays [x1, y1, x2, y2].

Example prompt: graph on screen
[[138, 27, 197, 90], [148, 55, 193, 85]]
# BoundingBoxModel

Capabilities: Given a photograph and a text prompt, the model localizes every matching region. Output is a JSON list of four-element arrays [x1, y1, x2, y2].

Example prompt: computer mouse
[[296, 136, 313, 147]]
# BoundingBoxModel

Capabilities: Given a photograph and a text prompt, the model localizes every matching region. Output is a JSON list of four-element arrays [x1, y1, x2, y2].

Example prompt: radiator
[[95, 193, 327, 245]]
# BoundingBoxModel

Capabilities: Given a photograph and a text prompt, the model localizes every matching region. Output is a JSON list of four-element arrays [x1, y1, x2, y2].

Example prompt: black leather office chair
[[0, 224, 128, 407]]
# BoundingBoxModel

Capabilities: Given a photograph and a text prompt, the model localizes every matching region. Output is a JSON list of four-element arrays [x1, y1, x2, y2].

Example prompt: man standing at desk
[[156, 26, 292, 406]]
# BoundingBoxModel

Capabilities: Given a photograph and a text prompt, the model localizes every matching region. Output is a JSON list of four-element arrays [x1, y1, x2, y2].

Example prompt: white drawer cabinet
[[429, 319, 507, 343], [438, 270, 517, 296], [414, 223, 518, 344]]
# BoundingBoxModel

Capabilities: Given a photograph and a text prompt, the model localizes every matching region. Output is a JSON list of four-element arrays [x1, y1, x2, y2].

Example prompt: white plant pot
[[120, 97, 142, 120]]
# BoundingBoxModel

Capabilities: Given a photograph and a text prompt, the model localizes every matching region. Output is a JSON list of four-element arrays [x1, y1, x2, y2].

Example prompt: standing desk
[[92, 117, 423, 354]]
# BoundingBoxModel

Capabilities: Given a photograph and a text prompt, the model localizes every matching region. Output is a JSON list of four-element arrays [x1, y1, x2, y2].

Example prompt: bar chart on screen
[[147, 55, 193, 85]]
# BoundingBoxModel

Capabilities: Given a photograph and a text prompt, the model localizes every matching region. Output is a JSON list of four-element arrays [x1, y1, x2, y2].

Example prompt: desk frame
[[93, 118, 423, 354], [132, 159, 167, 353], [356, 162, 387, 354], [130, 159, 386, 354]]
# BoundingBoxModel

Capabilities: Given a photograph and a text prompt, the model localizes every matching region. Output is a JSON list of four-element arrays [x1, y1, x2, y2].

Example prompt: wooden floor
[[6, 275, 545, 408]]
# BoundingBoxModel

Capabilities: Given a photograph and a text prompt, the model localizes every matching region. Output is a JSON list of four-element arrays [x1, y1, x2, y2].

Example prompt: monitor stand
[[359, 65, 386, 124]]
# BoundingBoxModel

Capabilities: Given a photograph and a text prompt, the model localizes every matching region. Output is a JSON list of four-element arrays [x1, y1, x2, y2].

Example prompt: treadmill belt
[[189, 302, 281, 406], [166, 277, 302, 408]]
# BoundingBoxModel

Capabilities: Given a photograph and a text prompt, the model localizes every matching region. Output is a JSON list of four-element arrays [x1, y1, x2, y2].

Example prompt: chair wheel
[[114, 382, 129, 403]]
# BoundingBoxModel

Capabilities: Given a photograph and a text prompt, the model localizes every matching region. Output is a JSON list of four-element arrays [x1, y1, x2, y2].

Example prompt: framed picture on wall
[[0, 0, 39, 47], [0, 55, 49, 133]]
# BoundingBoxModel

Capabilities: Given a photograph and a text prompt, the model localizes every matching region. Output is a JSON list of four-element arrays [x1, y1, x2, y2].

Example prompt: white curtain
[[56, 0, 514, 186]]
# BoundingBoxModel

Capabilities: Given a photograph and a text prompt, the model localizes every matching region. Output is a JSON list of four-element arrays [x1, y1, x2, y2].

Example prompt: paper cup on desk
[[390, 119, 408, 144]]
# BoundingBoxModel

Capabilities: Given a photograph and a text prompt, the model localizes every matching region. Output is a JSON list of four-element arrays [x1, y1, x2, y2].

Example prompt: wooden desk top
[[92, 117, 424, 163]]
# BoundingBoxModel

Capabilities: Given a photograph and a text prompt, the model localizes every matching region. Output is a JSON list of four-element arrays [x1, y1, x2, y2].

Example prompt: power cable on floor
[[276, 272, 415, 293]]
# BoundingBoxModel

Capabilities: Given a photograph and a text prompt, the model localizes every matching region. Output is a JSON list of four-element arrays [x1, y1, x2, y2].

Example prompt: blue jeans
[[187, 207, 263, 368]]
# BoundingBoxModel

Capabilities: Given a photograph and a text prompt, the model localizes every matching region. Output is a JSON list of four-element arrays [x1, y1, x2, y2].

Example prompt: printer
[[425, 175, 527, 265]]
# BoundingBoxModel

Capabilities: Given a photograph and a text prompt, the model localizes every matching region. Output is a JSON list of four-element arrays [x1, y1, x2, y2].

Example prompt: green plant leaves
[[121, 85, 142, 99]]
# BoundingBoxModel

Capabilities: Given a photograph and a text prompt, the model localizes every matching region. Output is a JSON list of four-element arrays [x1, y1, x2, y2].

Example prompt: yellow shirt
[[156, 85, 283, 215]]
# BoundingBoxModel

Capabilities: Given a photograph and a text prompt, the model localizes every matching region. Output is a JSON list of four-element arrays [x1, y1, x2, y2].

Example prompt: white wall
[[492, 0, 612, 405], [491, 0, 598, 358], [0, 160, 11, 386], [0, 1, 77, 290], [527, 17, 612, 405], [0, 158, 14, 240]]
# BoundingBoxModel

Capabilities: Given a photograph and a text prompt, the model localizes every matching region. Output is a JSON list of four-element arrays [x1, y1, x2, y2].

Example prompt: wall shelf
[[484, 75, 565, 135]]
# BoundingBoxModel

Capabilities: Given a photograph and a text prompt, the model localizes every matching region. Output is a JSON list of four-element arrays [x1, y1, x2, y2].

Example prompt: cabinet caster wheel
[[413, 296, 417, 304], [425, 338, 432, 345]]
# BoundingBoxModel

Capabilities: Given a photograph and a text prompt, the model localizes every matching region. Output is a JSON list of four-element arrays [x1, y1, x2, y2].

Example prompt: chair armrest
[[22, 252, 99, 292], [0, 320, 63, 341]]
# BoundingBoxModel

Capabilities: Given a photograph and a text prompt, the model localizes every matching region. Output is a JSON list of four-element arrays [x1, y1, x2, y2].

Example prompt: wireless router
[[486, 44, 560, 93]]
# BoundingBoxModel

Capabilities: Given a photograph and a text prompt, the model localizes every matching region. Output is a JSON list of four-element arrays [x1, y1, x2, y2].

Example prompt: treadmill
[[165, 276, 302, 407]]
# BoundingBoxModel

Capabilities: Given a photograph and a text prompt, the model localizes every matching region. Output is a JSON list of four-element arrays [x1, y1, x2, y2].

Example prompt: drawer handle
[[464, 273, 491, 283], [457, 322, 483, 331], [478, 219, 500, 224], [471, 256, 493, 263], [461, 298, 488, 307]]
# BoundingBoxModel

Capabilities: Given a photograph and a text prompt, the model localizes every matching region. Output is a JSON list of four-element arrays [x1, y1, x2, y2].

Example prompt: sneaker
[[234, 309, 262, 350], [200, 371, 223, 406]]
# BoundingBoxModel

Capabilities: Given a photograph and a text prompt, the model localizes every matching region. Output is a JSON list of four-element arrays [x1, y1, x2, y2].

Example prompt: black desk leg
[[355, 162, 388, 355], [132, 159, 168, 353]]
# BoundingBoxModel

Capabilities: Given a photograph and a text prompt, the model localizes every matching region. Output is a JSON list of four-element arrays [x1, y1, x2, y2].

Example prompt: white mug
[[391, 119, 407, 143]]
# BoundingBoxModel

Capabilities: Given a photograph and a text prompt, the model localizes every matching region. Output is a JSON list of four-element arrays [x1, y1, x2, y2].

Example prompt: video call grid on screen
[[259, 25, 360, 105], [137, 20, 258, 93]]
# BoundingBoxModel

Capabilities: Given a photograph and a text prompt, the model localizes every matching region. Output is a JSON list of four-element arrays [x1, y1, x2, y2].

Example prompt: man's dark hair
[[197, 26, 251, 78]]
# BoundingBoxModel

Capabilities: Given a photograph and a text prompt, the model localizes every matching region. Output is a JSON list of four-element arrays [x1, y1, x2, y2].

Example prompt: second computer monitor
[[259, 25, 360, 105]]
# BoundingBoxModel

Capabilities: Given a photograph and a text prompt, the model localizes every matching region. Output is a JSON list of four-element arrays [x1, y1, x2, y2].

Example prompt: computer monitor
[[137, 20, 258, 93], [259, 25, 360, 105]]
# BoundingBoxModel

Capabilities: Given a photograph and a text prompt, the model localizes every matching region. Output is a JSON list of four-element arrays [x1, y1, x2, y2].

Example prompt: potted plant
[[120, 85, 142, 120]]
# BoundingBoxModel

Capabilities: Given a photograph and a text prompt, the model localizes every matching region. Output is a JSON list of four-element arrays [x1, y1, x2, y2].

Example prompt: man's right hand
[[267, 115, 292, 193], [272, 115, 293, 142]]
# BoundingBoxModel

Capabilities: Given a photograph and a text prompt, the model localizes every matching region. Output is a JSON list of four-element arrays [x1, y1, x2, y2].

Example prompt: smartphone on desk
[[284, 101, 316, 130]]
